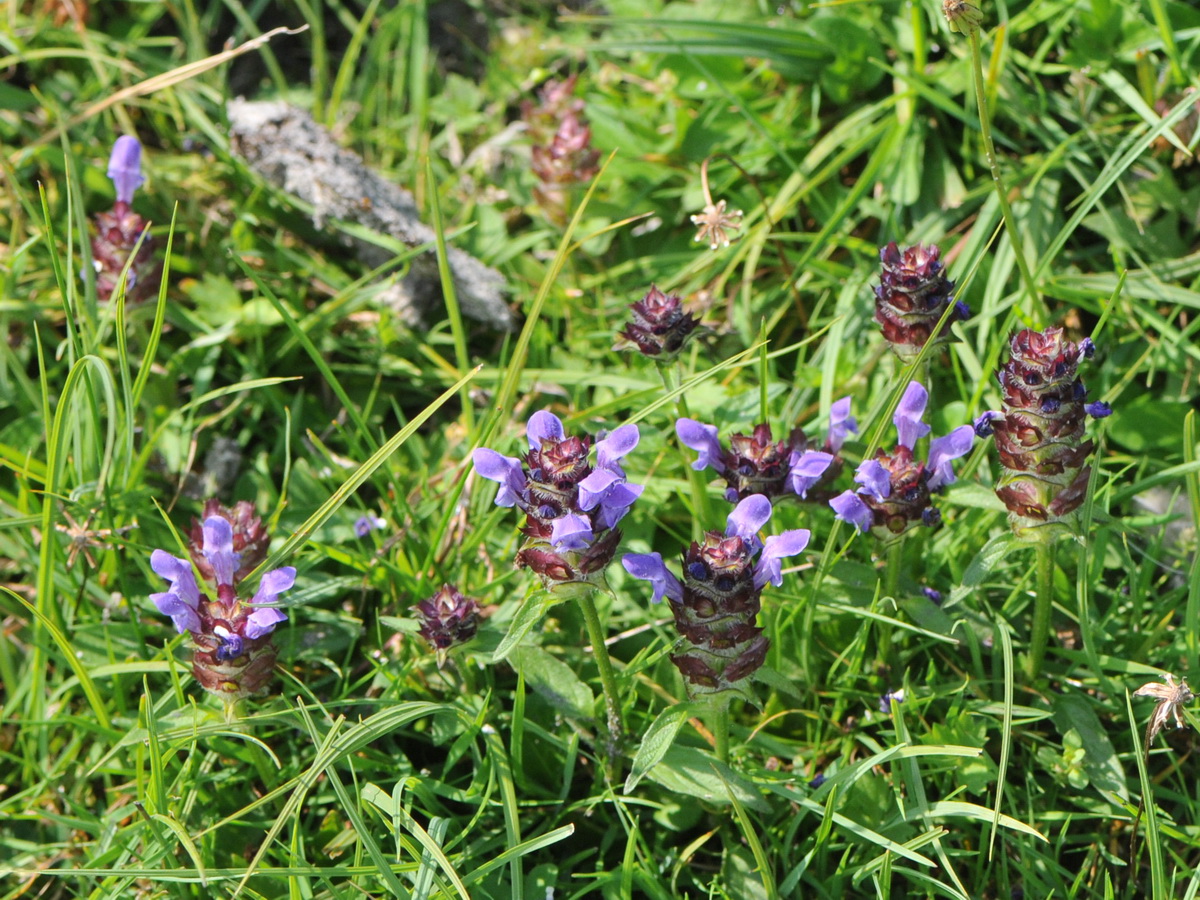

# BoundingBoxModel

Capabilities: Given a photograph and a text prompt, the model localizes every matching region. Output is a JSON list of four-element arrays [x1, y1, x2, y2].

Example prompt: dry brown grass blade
[[13, 25, 308, 160]]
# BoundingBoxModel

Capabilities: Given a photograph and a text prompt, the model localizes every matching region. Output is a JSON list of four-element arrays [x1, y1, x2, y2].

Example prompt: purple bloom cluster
[[151, 510, 293, 698], [623, 495, 809, 701], [92, 137, 159, 304], [830, 382, 974, 539], [473, 410, 641, 591], [676, 397, 857, 503]]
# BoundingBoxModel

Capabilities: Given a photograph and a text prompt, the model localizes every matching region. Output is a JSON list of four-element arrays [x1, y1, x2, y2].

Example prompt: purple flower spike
[[526, 410, 565, 447], [726, 494, 773, 542], [926, 425, 975, 491], [830, 490, 873, 533], [108, 136, 145, 206], [894, 382, 932, 449], [788, 450, 834, 498], [622, 552, 684, 603], [1086, 401, 1112, 418], [150, 550, 202, 633], [828, 396, 857, 452], [676, 418, 726, 472], [202, 516, 240, 587], [596, 424, 639, 475], [754, 528, 810, 588], [472, 448, 527, 507]]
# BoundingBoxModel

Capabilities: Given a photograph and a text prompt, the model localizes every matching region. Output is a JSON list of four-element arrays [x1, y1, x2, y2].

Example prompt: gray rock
[[227, 98, 514, 330]]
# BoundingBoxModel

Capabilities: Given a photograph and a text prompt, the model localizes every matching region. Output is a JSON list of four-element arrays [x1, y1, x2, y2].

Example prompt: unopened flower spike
[[676, 398, 855, 504], [875, 241, 968, 362], [690, 157, 743, 250], [622, 495, 810, 704], [413, 584, 481, 667], [151, 504, 293, 699], [979, 328, 1109, 539], [472, 410, 642, 595], [92, 135, 160, 304], [943, 0, 984, 35], [615, 285, 704, 361], [829, 381, 974, 540]]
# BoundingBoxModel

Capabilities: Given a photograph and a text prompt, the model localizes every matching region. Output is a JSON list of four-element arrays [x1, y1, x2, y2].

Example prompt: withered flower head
[[615, 285, 703, 360], [413, 584, 481, 666]]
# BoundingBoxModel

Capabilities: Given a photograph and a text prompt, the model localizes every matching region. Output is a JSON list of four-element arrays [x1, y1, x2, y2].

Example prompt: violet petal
[[202, 516, 240, 587], [675, 418, 726, 473], [894, 381, 932, 449], [726, 494, 772, 541], [596, 423, 639, 475], [526, 410, 565, 448], [551, 513, 594, 551], [621, 552, 684, 603], [830, 491, 873, 533], [244, 606, 288, 640], [108, 135, 144, 205], [926, 425, 975, 491], [855, 459, 891, 502], [828, 396, 857, 452], [472, 448, 527, 507], [788, 450, 834, 498], [754, 528, 811, 588]]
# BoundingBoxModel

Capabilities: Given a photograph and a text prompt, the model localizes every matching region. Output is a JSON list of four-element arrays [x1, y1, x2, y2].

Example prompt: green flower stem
[[878, 539, 904, 668], [967, 30, 1040, 316], [713, 702, 730, 764], [579, 590, 625, 766], [1027, 540, 1056, 680]]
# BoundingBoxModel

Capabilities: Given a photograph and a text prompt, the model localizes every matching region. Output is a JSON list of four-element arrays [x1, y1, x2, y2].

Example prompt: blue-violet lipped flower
[[472, 410, 642, 592], [829, 382, 974, 539], [151, 511, 294, 698], [676, 397, 856, 504]]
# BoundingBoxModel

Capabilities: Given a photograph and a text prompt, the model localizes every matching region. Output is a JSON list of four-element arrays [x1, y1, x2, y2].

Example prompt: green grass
[[3, 0, 1200, 896]]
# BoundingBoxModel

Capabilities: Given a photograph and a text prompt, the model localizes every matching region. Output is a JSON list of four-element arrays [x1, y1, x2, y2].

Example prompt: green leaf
[[643, 745, 769, 812], [1052, 693, 1128, 799], [492, 590, 555, 662], [509, 646, 594, 720], [625, 703, 697, 793]]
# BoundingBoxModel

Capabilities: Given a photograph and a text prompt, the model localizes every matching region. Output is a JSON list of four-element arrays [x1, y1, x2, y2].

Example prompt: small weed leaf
[[625, 702, 697, 793]]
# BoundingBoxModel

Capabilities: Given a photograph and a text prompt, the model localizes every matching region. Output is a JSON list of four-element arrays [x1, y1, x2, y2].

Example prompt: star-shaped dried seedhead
[[691, 199, 743, 250], [1134, 673, 1194, 747]]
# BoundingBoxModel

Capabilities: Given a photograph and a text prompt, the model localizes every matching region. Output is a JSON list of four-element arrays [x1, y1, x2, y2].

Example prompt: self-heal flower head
[[108, 136, 145, 207], [615, 285, 703, 361], [983, 328, 1108, 539], [413, 584, 482, 666], [92, 136, 159, 304], [875, 242, 967, 362], [676, 398, 854, 504], [472, 410, 641, 594], [830, 381, 974, 541], [151, 500, 292, 699], [622, 495, 809, 704]]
